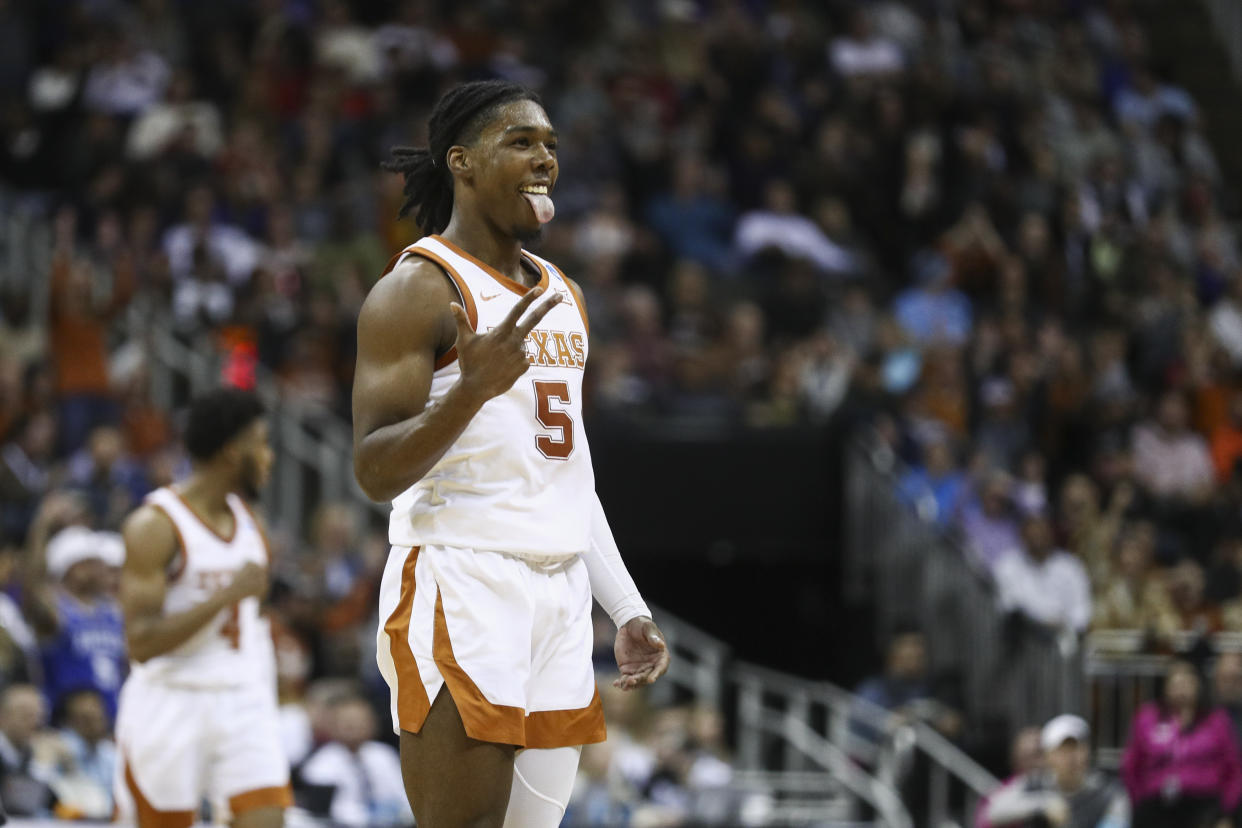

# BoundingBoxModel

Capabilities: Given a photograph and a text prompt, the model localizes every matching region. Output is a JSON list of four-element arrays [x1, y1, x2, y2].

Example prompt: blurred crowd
[[0, 0, 1239, 822], [977, 655, 1242, 828]]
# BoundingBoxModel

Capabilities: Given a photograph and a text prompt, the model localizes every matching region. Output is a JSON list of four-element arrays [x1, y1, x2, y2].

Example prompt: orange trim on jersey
[[169, 488, 236, 543], [383, 546, 432, 733], [430, 234, 550, 297], [405, 247, 478, 371], [123, 754, 196, 828], [148, 503, 188, 584], [376, 244, 468, 369], [551, 263, 591, 337], [525, 686, 607, 749], [432, 588, 527, 746], [229, 783, 294, 815]]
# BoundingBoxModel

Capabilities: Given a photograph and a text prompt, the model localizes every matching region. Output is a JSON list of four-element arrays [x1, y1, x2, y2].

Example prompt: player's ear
[[446, 145, 470, 180]]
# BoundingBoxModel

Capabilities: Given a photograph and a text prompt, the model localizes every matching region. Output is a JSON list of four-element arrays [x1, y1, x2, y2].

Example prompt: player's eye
[[546, 142, 558, 152], [513, 138, 530, 147]]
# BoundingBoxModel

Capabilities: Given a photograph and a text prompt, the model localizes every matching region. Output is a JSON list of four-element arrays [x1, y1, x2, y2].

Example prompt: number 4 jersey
[[131, 487, 273, 688], [383, 235, 595, 560]]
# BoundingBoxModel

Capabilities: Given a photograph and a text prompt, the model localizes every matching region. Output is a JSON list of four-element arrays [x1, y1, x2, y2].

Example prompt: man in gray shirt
[[983, 715, 1129, 828]]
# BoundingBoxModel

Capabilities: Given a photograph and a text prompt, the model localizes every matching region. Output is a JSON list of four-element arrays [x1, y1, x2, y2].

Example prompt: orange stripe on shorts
[[123, 753, 196, 828], [432, 588, 526, 746], [383, 546, 432, 733]]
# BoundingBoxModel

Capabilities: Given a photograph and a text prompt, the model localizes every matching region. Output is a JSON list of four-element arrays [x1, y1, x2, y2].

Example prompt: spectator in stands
[[0, 410, 57, 543], [298, 694, 411, 827], [959, 470, 1023, 571], [829, 4, 904, 79], [734, 179, 857, 276], [1214, 652, 1242, 751], [994, 513, 1093, 636], [1092, 521, 1179, 641], [983, 715, 1128, 828], [163, 184, 261, 288], [48, 241, 133, 456], [1133, 393, 1211, 506], [1059, 476, 1132, 586], [1167, 559, 1228, 636], [976, 727, 1045, 828], [893, 251, 973, 348], [1211, 391, 1242, 485], [1122, 659, 1242, 828], [852, 625, 962, 751], [645, 155, 735, 274], [46, 688, 114, 820], [81, 26, 169, 116], [0, 683, 55, 817], [898, 437, 969, 528], [26, 526, 127, 721], [65, 425, 147, 530]]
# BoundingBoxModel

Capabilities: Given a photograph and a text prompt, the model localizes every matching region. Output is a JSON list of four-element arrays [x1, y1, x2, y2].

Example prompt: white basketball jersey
[[132, 487, 273, 689], [385, 235, 595, 559]]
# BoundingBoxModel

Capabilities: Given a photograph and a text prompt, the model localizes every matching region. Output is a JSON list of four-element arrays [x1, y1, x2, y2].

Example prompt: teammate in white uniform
[[115, 389, 290, 828], [354, 81, 669, 828]]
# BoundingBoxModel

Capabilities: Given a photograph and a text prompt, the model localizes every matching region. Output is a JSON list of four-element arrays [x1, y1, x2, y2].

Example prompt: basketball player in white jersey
[[115, 389, 290, 828], [353, 81, 670, 827]]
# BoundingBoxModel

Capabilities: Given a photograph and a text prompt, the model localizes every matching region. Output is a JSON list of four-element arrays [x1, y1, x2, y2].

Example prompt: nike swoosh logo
[[479, 291, 502, 301]]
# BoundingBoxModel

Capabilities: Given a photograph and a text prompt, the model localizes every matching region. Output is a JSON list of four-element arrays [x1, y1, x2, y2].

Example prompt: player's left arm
[[585, 493, 670, 690], [566, 276, 670, 690]]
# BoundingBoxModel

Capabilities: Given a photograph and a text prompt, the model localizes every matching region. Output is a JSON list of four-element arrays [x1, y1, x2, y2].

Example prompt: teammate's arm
[[120, 505, 266, 663], [352, 259, 561, 502]]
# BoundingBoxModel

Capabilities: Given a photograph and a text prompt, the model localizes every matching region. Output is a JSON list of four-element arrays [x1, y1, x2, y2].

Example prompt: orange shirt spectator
[[1212, 391, 1242, 483], [48, 254, 133, 397]]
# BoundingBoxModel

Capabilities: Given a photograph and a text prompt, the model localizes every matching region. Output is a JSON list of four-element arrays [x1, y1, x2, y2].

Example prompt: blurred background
[[4, 0, 1242, 825]]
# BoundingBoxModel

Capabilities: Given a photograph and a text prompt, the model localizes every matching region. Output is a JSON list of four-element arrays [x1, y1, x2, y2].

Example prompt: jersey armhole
[[552, 264, 591, 336], [402, 249, 478, 370], [148, 503, 188, 583]]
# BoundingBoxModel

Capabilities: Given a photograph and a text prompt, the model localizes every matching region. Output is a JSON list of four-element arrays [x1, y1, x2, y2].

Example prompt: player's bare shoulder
[[357, 256, 458, 354], [121, 503, 179, 572]]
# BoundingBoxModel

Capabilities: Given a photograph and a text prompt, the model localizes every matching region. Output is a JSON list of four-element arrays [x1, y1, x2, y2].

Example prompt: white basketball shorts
[[113, 675, 292, 827], [376, 544, 605, 748]]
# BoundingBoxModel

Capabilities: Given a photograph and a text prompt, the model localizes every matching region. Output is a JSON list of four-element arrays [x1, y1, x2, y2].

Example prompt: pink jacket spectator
[[1121, 702, 1242, 813]]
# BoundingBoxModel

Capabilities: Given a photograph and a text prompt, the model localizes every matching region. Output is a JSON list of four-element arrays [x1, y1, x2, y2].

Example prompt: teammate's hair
[[183, 388, 265, 462], [383, 80, 542, 235]]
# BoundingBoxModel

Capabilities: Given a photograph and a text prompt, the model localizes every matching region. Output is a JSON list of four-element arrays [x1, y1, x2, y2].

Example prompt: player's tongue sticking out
[[521, 191, 555, 224]]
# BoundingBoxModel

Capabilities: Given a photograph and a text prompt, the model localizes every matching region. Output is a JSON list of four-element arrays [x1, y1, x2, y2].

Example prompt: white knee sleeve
[[502, 746, 582, 828]]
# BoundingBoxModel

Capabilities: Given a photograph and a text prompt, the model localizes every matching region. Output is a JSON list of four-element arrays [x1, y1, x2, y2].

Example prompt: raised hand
[[613, 616, 670, 691], [451, 287, 562, 404]]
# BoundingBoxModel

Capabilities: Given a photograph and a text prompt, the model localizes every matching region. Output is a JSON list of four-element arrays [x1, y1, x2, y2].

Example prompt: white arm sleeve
[[583, 493, 651, 629]]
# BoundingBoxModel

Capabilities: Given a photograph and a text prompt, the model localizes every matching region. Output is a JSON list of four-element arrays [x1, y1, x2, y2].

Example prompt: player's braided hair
[[383, 80, 542, 236]]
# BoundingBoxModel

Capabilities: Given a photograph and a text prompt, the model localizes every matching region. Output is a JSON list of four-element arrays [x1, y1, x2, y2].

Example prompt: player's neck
[[177, 468, 234, 516], [439, 216, 531, 286]]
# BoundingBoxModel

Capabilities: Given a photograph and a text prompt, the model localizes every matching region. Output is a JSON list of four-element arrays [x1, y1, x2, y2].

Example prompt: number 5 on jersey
[[534, 380, 574, 460]]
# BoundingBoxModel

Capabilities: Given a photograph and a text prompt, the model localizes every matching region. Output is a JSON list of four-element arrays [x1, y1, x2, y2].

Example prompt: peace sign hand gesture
[[450, 287, 561, 405]]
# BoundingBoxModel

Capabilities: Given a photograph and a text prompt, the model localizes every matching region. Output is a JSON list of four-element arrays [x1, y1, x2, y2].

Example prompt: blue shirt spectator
[[646, 156, 735, 274], [31, 528, 126, 721], [894, 253, 973, 347], [898, 439, 968, 527]]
